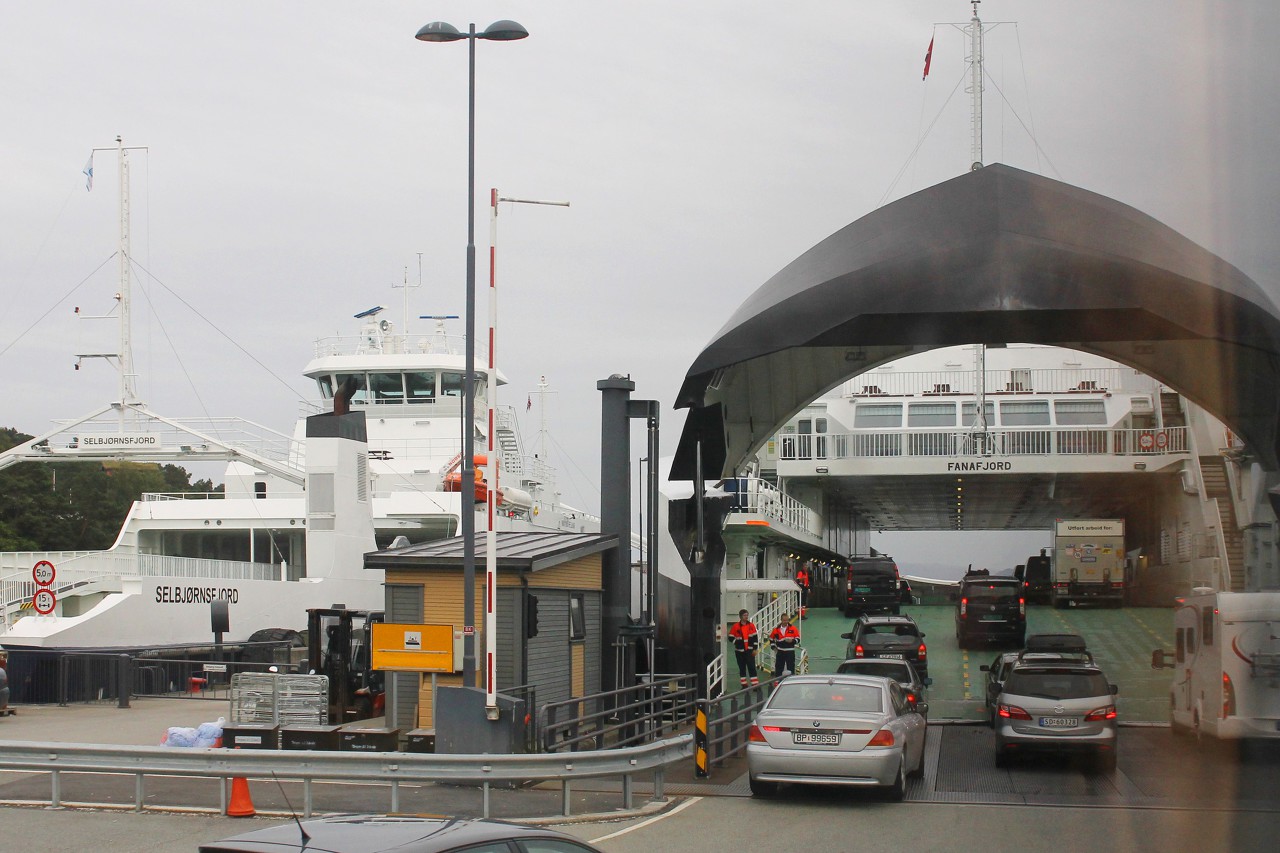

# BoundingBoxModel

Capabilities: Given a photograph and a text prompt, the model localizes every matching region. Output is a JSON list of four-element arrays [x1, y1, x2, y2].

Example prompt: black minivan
[[954, 572, 1026, 648], [844, 556, 902, 616], [1020, 554, 1052, 604]]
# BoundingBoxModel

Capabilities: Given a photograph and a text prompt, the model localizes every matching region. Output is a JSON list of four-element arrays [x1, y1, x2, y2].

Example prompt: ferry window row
[[851, 399, 1106, 429], [316, 371, 484, 405]]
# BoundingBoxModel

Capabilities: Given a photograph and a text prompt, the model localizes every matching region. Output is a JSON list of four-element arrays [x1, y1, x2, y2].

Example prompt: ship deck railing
[[778, 425, 1189, 461], [723, 478, 822, 538], [836, 366, 1157, 398]]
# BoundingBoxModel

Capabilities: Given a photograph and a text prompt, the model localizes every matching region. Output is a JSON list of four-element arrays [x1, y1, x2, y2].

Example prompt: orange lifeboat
[[443, 454, 489, 503]]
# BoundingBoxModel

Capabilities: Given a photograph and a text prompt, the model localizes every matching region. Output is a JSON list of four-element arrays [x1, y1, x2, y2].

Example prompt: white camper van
[[1153, 589, 1280, 740]]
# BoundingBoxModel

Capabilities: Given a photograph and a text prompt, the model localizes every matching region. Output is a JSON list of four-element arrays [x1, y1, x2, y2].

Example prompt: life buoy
[[1138, 431, 1155, 451]]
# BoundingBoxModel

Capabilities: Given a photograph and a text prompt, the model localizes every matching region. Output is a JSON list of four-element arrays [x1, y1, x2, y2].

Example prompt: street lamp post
[[416, 19, 528, 690]]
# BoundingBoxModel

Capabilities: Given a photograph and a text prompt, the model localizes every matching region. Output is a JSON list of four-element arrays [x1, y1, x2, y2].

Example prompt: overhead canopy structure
[[673, 164, 1280, 478]]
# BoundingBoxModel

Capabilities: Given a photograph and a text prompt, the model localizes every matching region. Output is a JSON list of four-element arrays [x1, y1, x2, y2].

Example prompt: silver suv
[[993, 660, 1119, 772]]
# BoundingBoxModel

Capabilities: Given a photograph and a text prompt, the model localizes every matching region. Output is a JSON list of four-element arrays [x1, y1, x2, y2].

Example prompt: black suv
[[840, 613, 928, 677], [1020, 554, 1052, 604], [843, 556, 902, 616], [954, 571, 1025, 649]]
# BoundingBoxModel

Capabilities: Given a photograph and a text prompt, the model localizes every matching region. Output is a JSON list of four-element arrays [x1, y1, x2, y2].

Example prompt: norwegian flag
[[922, 35, 934, 81]]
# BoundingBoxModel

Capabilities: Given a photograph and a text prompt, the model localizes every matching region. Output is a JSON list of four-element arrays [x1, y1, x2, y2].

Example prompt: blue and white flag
[[82, 154, 93, 191]]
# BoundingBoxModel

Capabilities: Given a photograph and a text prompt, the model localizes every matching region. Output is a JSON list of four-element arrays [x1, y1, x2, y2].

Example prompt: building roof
[[364, 531, 618, 573]]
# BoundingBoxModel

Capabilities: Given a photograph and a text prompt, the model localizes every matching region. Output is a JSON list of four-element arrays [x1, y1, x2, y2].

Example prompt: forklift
[[304, 607, 386, 724]]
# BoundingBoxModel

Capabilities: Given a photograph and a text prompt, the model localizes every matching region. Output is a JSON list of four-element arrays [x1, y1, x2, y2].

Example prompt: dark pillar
[[598, 375, 636, 695]]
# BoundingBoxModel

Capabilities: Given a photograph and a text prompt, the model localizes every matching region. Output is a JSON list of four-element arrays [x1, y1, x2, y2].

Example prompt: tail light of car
[[906, 692, 917, 704], [998, 704, 1032, 720], [918, 643, 927, 662], [1084, 705, 1117, 722], [960, 597, 968, 617], [867, 728, 896, 747], [854, 643, 865, 658], [1018, 597, 1026, 617], [1223, 672, 1236, 718], [749, 725, 784, 743]]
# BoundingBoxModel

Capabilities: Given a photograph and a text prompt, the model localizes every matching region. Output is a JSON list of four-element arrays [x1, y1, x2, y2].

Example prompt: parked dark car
[[200, 815, 605, 853], [841, 613, 928, 677], [1021, 554, 1053, 604], [844, 556, 902, 616], [954, 572, 1025, 649]]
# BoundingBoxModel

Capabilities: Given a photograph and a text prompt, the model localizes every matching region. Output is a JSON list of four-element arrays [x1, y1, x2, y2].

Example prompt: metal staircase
[[1199, 456, 1246, 591]]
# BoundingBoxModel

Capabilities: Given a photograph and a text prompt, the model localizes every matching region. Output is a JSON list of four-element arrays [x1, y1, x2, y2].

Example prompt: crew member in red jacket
[[769, 612, 801, 678], [795, 565, 811, 619], [728, 609, 760, 688]]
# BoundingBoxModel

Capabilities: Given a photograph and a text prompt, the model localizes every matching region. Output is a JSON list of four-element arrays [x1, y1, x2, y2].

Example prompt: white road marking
[[589, 796, 703, 843]]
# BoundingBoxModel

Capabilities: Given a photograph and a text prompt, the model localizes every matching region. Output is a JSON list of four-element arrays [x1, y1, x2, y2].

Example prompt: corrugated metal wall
[[385, 583, 424, 731]]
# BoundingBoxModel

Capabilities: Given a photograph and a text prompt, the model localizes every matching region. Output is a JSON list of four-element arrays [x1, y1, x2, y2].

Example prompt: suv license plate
[[853, 586, 872, 593], [793, 731, 840, 745], [1039, 717, 1079, 728], [980, 615, 1006, 622], [878, 653, 905, 659]]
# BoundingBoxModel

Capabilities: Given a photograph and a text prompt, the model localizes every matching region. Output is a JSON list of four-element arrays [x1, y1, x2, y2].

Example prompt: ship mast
[[966, 0, 984, 170]]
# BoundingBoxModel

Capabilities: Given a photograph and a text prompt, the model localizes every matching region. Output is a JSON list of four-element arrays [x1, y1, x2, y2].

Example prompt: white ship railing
[[779, 426, 1189, 460], [838, 366, 1156, 398], [755, 589, 802, 677], [312, 331, 469, 358], [724, 478, 822, 538]]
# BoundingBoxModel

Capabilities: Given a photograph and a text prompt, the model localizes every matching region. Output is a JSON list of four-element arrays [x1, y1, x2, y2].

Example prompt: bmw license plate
[[793, 731, 840, 745], [878, 653, 905, 659], [1039, 717, 1079, 728]]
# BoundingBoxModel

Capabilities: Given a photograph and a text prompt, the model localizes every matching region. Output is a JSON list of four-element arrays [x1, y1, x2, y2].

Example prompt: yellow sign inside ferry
[[371, 622, 455, 672]]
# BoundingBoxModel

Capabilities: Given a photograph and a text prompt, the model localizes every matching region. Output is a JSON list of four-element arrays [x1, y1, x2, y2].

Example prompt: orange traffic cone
[[228, 775, 256, 817]]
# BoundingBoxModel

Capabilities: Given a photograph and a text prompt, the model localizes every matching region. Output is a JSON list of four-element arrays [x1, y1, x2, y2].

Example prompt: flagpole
[[485, 189, 568, 718]]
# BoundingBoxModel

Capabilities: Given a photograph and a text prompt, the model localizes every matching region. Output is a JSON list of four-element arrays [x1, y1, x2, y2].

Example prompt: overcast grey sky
[[3, 2, 1277, 570]]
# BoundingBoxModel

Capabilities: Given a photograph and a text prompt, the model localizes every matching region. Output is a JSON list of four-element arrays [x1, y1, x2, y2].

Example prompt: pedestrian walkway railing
[[694, 678, 779, 779], [538, 674, 698, 753], [0, 734, 691, 818]]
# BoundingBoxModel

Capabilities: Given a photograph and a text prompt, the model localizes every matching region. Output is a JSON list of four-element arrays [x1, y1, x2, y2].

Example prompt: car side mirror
[[1110, 684, 1119, 696], [920, 632, 926, 639], [923, 677, 933, 687], [840, 632, 852, 639], [1150, 649, 1174, 670]]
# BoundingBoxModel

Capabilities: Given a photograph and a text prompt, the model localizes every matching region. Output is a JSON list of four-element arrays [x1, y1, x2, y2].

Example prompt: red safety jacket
[[729, 620, 760, 653], [769, 624, 801, 651], [796, 569, 810, 588]]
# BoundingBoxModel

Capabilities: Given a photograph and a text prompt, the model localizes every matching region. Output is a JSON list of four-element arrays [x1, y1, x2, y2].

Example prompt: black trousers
[[774, 649, 796, 677], [734, 649, 757, 680]]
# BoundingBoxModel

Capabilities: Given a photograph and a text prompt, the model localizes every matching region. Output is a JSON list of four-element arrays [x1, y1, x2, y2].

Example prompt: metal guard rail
[[539, 675, 698, 753], [697, 678, 778, 777], [0, 734, 691, 819]]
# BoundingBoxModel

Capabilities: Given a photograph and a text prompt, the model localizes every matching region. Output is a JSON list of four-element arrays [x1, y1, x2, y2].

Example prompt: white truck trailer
[[1051, 519, 1126, 608], [1153, 589, 1280, 740]]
